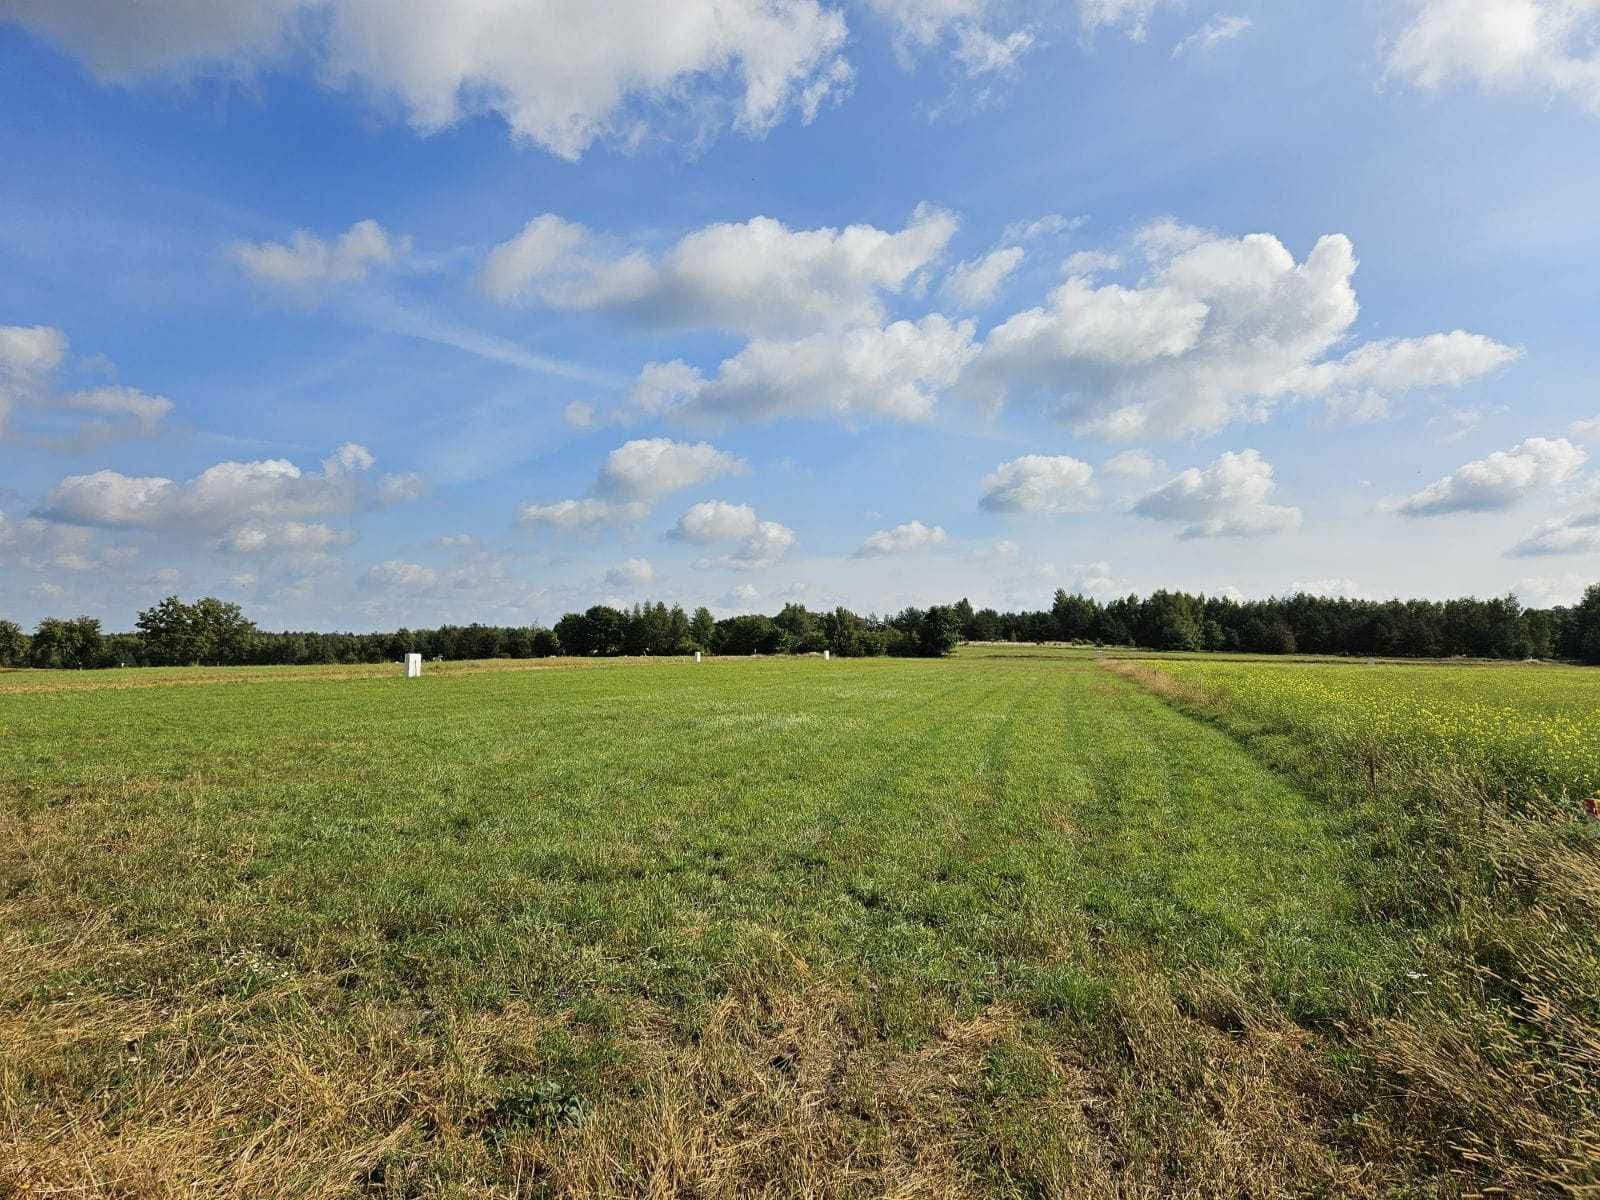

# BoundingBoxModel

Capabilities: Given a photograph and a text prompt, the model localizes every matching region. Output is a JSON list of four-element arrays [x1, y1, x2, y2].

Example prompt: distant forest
[[4, 584, 1600, 669]]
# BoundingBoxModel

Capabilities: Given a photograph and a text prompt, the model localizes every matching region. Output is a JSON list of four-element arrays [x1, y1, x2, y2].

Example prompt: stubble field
[[1, 649, 1596, 1197]]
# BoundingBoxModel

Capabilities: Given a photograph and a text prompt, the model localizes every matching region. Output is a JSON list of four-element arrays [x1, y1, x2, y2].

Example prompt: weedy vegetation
[[1, 649, 1596, 1197]]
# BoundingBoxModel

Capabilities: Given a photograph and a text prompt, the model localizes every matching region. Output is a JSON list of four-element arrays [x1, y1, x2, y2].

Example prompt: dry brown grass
[[0, 895, 1396, 1199]]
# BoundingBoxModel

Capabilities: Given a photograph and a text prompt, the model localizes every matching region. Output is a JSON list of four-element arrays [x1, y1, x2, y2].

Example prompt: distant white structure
[[404, 652, 422, 678], [694, 651, 702, 663], [823, 649, 830, 660]]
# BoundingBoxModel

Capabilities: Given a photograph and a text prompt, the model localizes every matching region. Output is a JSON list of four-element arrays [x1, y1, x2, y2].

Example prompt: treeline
[[1022, 588, 1600, 661], [3, 584, 1598, 669], [0, 597, 962, 668]]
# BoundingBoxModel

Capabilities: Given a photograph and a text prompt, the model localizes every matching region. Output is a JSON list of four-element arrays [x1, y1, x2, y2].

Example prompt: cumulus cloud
[[604, 557, 655, 587], [43, 454, 361, 529], [669, 499, 795, 568], [0, 324, 173, 445], [231, 219, 408, 288], [596, 438, 747, 501], [941, 246, 1024, 309], [1100, 448, 1163, 480], [0, 323, 69, 382], [35, 444, 412, 562], [1388, 0, 1600, 116], [633, 315, 977, 427], [1512, 572, 1594, 606], [1172, 14, 1251, 57], [1132, 449, 1302, 538], [516, 497, 649, 531], [1389, 437, 1588, 516], [1572, 414, 1600, 441], [857, 519, 948, 556], [1507, 510, 1600, 556], [1, 0, 853, 159], [519, 437, 744, 536], [1069, 559, 1122, 596], [960, 223, 1519, 438], [979, 455, 1099, 513], [480, 205, 956, 337]]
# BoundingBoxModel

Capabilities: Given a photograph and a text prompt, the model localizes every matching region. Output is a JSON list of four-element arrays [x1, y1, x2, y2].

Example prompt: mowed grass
[[3, 650, 1586, 1196]]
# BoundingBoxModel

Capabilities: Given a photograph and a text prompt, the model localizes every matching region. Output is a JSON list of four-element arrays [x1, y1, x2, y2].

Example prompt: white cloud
[[36, 445, 411, 565], [1512, 572, 1594, 606], [980, 454, 1099, 513], [1132, 449, 1302, 538], [1079, 0, 1177, 40], [2, 0, 853, 160], [857, 519, 948, 557], [941, 246, 1024, 309], [1430, 402, 1509, 443], [377, 472, 426, 505], [1, 324, 173, 445], [1572, 414, 1600, 441], [864, 0, 1034, 75], [58, 386, 173, 432], [1172, 14, 1251, 58], [636, 315, 977, 427], [604, 557, 656, 587], [1389, 0, 1600, 116], [1390, 436, 1588, 516], [44, 451, 365, 530], [520, 437, 743, 538], [563, 401, 597, 429], [1507, 510, 1600, 556], [366, 559, 439, 591], [231, 219, 407, 288], [1061, 249, 1122, 276], [669, 499, 795, 568], [961, 224, 1519, 438], [1002, 214, 1087, 243], [596, 438, 747, 501], [0, 324, 69, 379], [517, 497, 649, 530], [481, 205, 956, 337], [324, 441, 377, 476], [952, 25, 1036, 74], [1100, 448, 1163, 480], [226, 521, 349, 554], [1070, 559, 1122, 596]]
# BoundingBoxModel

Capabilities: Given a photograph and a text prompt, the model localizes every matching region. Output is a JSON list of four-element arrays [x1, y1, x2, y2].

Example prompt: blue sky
[[2, 0, 1598, 630]]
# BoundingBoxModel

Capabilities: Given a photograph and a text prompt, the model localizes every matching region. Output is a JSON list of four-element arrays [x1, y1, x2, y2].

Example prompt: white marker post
[[694, 651, 702, 663], [823, 649, 830, 660], [405, 652, 422, 678]]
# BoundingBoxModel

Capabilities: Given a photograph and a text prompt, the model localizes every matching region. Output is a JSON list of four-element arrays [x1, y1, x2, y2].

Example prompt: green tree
[[191, 597, 258, 665], [136, 596, 198, 665], [1567, 583, 1600, 664], [31, 616, 104, 669], [0, 619, 27, 667], [689, 606, 716, 651]]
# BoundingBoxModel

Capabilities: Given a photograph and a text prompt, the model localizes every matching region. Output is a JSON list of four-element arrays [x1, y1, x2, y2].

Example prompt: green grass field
[[2, 650, 1596, 1197]]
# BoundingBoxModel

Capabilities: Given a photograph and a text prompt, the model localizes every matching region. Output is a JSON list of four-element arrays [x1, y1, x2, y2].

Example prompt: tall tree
[[0, 619, 28, 667]]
